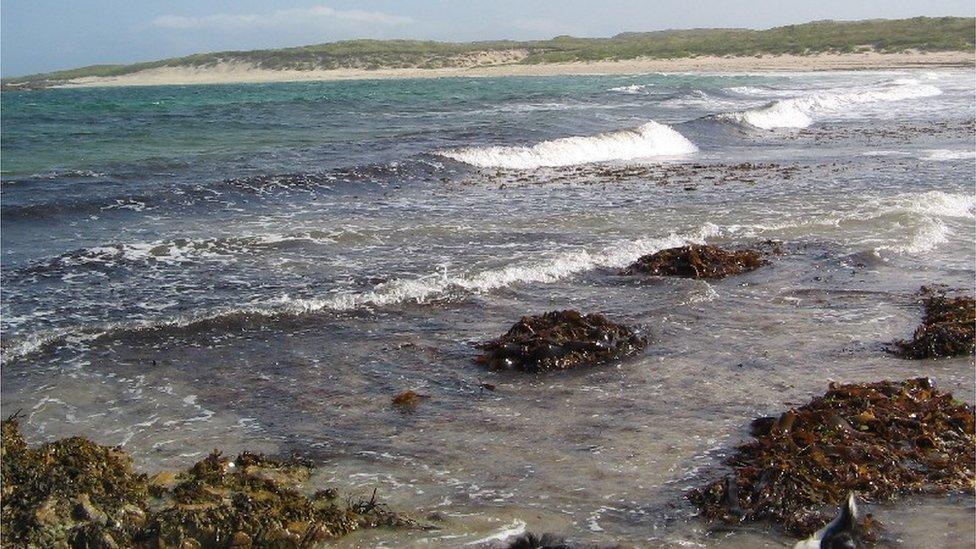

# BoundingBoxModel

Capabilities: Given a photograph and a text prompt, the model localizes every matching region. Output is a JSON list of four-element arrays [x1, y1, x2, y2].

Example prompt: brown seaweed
[[620, 244, 765, 279], [894, 288, 975, 359], [476, 310, 647, 372], [688, 378, 975, 540], [392, 390, 429, 409], [1, 416, 422, 547]]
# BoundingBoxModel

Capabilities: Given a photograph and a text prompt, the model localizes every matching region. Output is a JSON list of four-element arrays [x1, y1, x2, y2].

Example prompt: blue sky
[[2, 1, 974, 76]]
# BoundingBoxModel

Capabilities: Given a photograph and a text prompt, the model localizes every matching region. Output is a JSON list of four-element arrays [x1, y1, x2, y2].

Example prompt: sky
[[2, 0, 974, 76]]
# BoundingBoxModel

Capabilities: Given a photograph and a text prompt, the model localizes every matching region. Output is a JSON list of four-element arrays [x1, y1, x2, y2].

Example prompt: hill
[[4, 17, 974, 89]]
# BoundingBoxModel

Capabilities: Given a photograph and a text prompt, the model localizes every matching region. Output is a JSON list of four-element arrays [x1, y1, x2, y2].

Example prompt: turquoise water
[[1, 71, 974, 547], [1, 73, 889, 175]]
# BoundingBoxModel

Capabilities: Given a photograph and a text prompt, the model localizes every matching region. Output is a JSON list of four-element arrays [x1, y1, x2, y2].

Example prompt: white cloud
[[152, 6, 414, 31]]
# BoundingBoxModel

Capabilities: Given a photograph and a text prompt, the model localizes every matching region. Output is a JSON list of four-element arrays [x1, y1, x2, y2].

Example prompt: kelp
[[895, 288, 975, 359], [476, 310, 647, 372], [504, 532, 573, 548], [688, 378, 975, 539], [621, 244, 765, 279], [1, 416, 422, 548], [392, 390, 429, 410]]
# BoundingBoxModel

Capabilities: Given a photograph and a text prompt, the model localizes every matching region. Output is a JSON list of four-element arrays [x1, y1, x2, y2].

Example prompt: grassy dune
[[4, 17, 974, 87]]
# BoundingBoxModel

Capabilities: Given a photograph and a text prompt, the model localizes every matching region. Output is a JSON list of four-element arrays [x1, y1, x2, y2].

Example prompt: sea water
[[2, 70, 974, 546]]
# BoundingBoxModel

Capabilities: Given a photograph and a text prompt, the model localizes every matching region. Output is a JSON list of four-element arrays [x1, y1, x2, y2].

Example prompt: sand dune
[[55, 51, 975, 88]]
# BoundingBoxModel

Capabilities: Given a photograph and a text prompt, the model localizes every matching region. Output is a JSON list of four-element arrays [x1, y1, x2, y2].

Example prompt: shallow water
[[2, 70, 974, 547]]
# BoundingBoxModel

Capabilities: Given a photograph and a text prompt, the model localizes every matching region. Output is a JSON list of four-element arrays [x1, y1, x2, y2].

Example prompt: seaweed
[[1, 413, 150, 547], [620, 244, 766, 279], [688, 378, 975, 540], [1, 417, 422, 547], [476, 310, 647, 372], [894, 288, 975, 359], [504, 532, 573, 548], [392, 390, 430, 409]]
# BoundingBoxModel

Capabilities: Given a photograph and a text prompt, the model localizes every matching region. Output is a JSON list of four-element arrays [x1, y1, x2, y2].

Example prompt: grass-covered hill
[[4, 16, 974, 87]]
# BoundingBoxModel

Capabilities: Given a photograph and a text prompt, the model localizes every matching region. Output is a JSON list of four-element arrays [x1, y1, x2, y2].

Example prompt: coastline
[[48, 51, 975, 89]]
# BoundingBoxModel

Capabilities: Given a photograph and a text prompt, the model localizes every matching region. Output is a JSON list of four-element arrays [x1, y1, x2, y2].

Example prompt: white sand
[[57, 51, 975, 88]]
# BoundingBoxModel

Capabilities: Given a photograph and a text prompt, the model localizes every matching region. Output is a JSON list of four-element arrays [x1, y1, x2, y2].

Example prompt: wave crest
[[720, 79, 943, 129], [2, 225, 721, 363], [437, 121, 697, 169]]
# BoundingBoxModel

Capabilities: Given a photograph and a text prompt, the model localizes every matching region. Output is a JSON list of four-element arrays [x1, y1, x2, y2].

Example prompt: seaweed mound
[[0, 416, 150, 547], [621, 244, 765, 279], [476, 310, 647, 372], [688, 378, 975, 539], [895, 289, 975, 359], [1, 417, 419, 547]]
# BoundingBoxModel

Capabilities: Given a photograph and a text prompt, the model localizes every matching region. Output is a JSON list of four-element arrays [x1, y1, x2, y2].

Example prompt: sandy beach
[[55, 51, 975, 88]]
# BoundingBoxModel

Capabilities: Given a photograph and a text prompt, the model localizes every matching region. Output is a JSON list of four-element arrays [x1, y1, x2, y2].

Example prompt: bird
[[794, 493, 860, 549]]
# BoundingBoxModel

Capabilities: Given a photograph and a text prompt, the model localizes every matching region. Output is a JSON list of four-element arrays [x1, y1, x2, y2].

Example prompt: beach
[[49, 51, 976, 88], [2, 68, 974, 546]]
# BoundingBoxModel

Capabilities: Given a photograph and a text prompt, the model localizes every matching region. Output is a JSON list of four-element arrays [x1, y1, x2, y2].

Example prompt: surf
[[437, 121, 698, 169]]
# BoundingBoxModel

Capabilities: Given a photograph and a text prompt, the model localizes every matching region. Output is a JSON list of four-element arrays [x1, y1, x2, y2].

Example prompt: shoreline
[[34, 51, 976, 89]]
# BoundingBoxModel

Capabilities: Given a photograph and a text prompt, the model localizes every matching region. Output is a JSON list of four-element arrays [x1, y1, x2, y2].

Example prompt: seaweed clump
[[1, 413, 150, 547], [476, 310, 647, 372], [894, 288, 975, 359], [1, 416, 420, 547], [688, 378, 975, 539], [621, 244, 765, 279]]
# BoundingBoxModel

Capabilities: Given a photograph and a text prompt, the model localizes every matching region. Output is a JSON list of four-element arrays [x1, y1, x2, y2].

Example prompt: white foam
[[609, 84, 649, 94], [721, 79, 943, 129], [883, 219, 951, 254], [2, 225, 721, 364], [921, 149, 976, 161], [463, 519, 526, 546], [438, 121, 697, 169], [875, 191, 976, 219]]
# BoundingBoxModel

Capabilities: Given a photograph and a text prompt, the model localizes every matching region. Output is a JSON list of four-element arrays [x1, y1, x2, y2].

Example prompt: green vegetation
[[3, 17, 973, 87]]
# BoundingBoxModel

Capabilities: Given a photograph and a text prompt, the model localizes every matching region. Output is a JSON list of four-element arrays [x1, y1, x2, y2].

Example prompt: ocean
[[2, 70, 974, 546]]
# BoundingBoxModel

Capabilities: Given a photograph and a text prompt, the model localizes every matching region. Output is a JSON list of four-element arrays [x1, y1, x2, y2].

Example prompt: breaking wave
[[921, 149, 976, 162], [437, 121, 697, 169], [718, 79, 943, 129], [608, 84, 650, 94], [2, 225, 721, 363], [16, 233, 342, 277]]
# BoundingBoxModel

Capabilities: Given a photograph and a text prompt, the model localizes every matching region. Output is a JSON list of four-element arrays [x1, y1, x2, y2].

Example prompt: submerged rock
[[688, 378, 975, 540], [1, 416, 421, 547], [621, 244, 765, 279], [894, 288, 975, 359], [476, 310, 647, 372]]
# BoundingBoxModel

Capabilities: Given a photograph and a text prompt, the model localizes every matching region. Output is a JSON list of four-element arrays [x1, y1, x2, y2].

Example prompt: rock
[[32, 497, 61, 526], [621, 244, 765, 279], [149, 471, 178, 490], [73, 493, 108, 524], [894, 287, 975, 359], [476, 310, 647, 372]]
